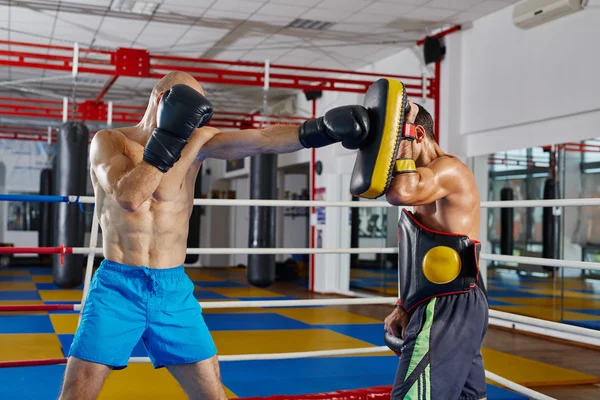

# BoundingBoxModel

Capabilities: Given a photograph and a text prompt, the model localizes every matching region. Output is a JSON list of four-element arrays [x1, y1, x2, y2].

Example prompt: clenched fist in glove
[[298, 105, 370, 150], [144, 84, 214, 173]]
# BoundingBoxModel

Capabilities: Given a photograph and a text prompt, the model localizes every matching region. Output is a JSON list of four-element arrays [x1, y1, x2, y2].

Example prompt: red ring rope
[[0, 358, 67, 368], [0, 246, 71, 254], [0, 245, 71, 264], [0, 304, 76, 312]]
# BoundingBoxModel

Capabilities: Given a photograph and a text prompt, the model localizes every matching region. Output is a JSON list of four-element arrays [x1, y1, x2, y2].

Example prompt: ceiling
[[0, 0, 521, 124]]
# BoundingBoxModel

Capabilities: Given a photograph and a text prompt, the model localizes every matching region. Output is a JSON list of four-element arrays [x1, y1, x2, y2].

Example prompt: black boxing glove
[[384, 332, 404, 357], [143, 84, 214, 173], [298, 105, 369, 150]]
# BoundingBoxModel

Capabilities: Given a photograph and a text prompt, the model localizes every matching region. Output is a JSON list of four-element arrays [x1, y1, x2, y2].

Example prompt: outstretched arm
[[90, 130, 163, 212], [198, 105, 371, 161], [197, 124, 304, 161]]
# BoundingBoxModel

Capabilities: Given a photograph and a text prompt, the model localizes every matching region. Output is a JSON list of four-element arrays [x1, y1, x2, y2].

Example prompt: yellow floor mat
[[275, 307, 381, 325], [483, 348, 600, 387], [0, 333, 64, 361], [492, 305, 600, 321], [97, 363, 237, 399], [38, 290, 83, 302], [212, 329, 373, 355]]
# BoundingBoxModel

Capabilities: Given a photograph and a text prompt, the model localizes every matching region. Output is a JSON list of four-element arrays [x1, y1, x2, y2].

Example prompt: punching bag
[[186, 167, 202, 264], [53, 121, 89, 288], [247, 154, 277, 287], [38, 168, 54, 264], [500, 187, 514, 256], [542, 178, 560, 269]]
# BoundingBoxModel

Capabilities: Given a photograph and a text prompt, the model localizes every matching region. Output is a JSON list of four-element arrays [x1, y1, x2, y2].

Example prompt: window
[[7, 193, 40, 231]]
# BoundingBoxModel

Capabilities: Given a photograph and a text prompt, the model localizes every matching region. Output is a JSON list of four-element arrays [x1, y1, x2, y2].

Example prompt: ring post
[[79, 206, 99, 323]]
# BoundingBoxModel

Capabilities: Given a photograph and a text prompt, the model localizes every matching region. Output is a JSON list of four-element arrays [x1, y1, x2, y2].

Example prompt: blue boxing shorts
[[391, 286, 488, 400], [69, 259, 217, 369]]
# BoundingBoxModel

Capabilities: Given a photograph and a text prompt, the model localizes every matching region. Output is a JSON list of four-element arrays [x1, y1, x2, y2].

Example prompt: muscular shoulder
[[90, 129, 126, 162]]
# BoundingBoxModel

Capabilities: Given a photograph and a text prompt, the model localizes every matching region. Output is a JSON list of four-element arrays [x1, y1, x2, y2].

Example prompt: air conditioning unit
[[513, 0, 586, 29]]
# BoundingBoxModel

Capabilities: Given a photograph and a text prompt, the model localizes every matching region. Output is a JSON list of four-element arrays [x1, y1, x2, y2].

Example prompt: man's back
[[90, 127, 202, 269]]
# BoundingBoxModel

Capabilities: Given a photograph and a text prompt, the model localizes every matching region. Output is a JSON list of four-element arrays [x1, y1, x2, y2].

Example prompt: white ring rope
[[485, 371, 557, 400], [489, 310, 600, 339], [71, 246, 600, 271], [71, 195, 600, 208], [63, 194, 593, 400]]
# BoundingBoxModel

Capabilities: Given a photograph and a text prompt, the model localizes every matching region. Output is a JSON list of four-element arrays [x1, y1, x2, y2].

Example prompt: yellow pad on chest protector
[[350, 78, 409, 199], [422, 246, 462, 284]]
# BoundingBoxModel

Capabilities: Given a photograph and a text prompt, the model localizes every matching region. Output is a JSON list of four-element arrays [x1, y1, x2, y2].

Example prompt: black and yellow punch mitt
[[349, 78, 410, 199]]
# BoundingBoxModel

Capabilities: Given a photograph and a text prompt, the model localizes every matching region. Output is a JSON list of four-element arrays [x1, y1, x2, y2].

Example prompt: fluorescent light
[[110, 0, 158, 15]]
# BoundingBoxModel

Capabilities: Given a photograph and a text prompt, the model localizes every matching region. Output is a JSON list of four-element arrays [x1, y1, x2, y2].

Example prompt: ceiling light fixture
[[110, 0, 159, 15], [287, 19, 335, 31]]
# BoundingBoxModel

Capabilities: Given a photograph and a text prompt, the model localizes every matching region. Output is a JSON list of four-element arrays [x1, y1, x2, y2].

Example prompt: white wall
[[460, 5, 600, 155], [0, 140, 54, 247]]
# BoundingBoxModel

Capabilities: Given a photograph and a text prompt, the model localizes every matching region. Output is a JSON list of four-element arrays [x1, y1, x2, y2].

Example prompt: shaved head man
[[59, 71, 373, 399]]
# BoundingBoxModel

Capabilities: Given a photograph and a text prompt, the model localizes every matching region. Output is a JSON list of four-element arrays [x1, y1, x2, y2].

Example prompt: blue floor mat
[[563, 320, 600, 330], [204, 313, 311, 331], [194, 280, 248, 288], [35, 283, 84, 290], [567, 308, 600, 317], [0, 291, 41, 301], [0, 276, 33, 282], [313, 324, 384, 346], [0, 315, 54, 334], [0, 365, 64, 400]]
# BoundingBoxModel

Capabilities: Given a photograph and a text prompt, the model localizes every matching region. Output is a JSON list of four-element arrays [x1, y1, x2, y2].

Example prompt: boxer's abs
[[96, 190, 192, 269]]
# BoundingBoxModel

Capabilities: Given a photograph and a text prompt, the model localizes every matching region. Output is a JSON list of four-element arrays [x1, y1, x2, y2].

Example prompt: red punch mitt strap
[[402, 122, 416, 140]]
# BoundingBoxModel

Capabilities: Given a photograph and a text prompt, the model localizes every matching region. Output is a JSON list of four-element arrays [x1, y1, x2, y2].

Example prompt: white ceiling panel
[[213, 49, 248, 60], [469, 1, 513, 14], [6, 7, 56, 24], [451, 11, 486, 24], [360, 1, 419, 15], [178, 26, 231, 44], [406, 7, 460, 21], [255, 3, 311, 18], [270, 0, 321, 6], [240, 48, 291, 62], [426, 0, 485, 11], [316, 0, 372, 12], [301, 7, 355, 22], [135, 22, 191, 48], [0, 6, 8, 22], [210, 0, 267, 14], [60, 0, 112, 6], [274, 55, 321, 67], [388, 0, 431, 5], [247, 13, 296, 26], [0, 0, 526, 116], [158, 3, 211, 18], [202, 8, 252, 20], [332, 23, 390, 33], [342, 12, 408, 25]]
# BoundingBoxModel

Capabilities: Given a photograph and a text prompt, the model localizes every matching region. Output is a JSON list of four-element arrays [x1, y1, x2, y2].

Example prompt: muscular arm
[[386, 141, 461, 206], [90, 130, 163, 212], [197, 124, 304, 161]]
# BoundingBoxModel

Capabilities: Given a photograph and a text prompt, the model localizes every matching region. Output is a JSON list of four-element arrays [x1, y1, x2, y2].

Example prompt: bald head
[[151, 71, 204, 99]]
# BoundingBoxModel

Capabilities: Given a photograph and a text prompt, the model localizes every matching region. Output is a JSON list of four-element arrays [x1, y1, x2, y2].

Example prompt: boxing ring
[[1, 194, 600, 400]]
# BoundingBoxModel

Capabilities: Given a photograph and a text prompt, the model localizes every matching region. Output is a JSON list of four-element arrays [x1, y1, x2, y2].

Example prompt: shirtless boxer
[[58, 71, 371, 400], [383, 102, 488, 400]]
